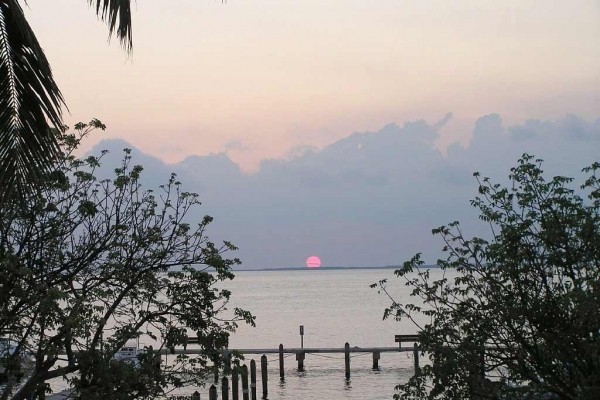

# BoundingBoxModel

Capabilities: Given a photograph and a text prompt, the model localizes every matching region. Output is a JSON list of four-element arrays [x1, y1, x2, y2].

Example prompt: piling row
[[193, 342, 419, 399]]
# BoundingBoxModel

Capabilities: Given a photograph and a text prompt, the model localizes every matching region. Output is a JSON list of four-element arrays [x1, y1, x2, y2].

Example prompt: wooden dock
[[173, 341, 420, 372], [51, 335, 422, 399], [165, 340, 421, 400], [172, 345, 406, 354]]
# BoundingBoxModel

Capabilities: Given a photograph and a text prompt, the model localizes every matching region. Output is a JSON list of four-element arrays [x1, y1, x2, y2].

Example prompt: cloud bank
[[91, 114, 600, 269]]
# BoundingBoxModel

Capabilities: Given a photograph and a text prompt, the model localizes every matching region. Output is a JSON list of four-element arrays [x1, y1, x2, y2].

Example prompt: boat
[[112, 343, 145, 366]]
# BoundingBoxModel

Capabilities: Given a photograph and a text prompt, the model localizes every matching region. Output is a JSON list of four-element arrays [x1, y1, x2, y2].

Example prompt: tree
[[0, 120, 254, 400], [375, 154, 600, 399], [0, 1, 132, 199]]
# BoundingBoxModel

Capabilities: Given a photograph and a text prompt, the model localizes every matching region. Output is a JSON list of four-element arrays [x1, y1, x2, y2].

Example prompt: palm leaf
[[0, 0, 65, 201], [88, 0, 133, 51]]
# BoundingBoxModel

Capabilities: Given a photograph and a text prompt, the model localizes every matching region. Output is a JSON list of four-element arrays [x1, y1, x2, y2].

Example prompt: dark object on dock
[[191, 391, 201, 400], [395, 334, 420, 348]]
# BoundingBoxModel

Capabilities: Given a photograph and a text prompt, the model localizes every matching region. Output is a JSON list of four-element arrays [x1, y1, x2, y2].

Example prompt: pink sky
[[26, 0, 599, 172]]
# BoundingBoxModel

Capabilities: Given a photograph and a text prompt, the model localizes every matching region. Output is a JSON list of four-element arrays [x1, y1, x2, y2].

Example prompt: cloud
[[283, 144, 319, 160], [223, 140, 250, 152], [433, 112, 453, 130], [89, 114, 600, 269]]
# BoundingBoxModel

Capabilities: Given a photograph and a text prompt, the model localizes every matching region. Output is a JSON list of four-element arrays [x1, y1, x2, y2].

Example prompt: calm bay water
[[198, 268, 428, 400], [45, 268, 437, 399]]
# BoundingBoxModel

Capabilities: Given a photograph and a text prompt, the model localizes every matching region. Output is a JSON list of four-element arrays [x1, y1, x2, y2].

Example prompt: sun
[[305, 256, 321, 268]]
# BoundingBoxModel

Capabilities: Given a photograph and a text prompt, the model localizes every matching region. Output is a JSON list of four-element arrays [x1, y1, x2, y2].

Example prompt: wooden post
[[192, 391, 201, 400], [232, 370, 239, 400], [261, 355, 268, 399], [214, 366, 219, 384], [372, 351, 380, 370], [250, 359, 257, 400], [480, 347, 485, 379], [222, 376, 230, 400], [413, 343, 420, 375], [296, 352, 305, 371], [242, 365, 250, 400], [224, 349, 232, 375], [344, 342, 350, 381], [209, 384, 217, 400], [278, 344, 285, 380]]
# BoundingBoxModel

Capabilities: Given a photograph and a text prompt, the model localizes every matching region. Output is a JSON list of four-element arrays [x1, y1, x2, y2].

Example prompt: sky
[[25, 0, 599, 172], [22, 1, 600, 268]]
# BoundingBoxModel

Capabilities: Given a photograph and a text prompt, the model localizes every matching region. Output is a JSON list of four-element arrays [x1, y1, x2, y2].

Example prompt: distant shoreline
[[232, 265, 439, 272], [174, 265, 440, 273]]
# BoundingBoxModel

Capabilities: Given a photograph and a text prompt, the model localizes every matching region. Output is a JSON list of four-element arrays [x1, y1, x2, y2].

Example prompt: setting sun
[[305, 256, 321, 268]]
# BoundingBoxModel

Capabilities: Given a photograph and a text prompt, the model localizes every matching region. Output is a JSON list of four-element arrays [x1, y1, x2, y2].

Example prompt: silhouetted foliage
[[0, 121, 254, 400], [0, 1, 132, 200], [375, 154, 600, 399]]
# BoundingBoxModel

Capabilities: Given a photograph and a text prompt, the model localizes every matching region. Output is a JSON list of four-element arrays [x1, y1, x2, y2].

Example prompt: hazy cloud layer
[[91, 114, 600, 269]]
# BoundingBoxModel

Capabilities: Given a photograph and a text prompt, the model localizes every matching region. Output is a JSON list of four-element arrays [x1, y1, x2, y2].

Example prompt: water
[[43, 268, 434, 399], [195, 268, 426, 400], [226, 268, 419, 349]]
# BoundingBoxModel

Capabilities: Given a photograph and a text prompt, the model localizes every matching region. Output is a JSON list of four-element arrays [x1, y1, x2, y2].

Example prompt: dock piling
[[344, 342, 350, 381], [209, 384, 217, 400], [413, 343, 420, 375], [232, 370, 239, 400], [372, 351, 380, 370], [224, 349, 232, 374], [250, 359, 257, 400], [191, 391, 201, 400], [278, 344, 284, 380], [241, 365, 250, 400], [261, 355, 268, 399], [296, 352, 305, 371], [222, 377, 230, 400]]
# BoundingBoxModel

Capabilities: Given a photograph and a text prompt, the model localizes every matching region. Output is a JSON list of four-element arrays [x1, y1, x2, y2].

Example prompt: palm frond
[[88, 0, 133, 52], [0, 0, 65, 201]]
